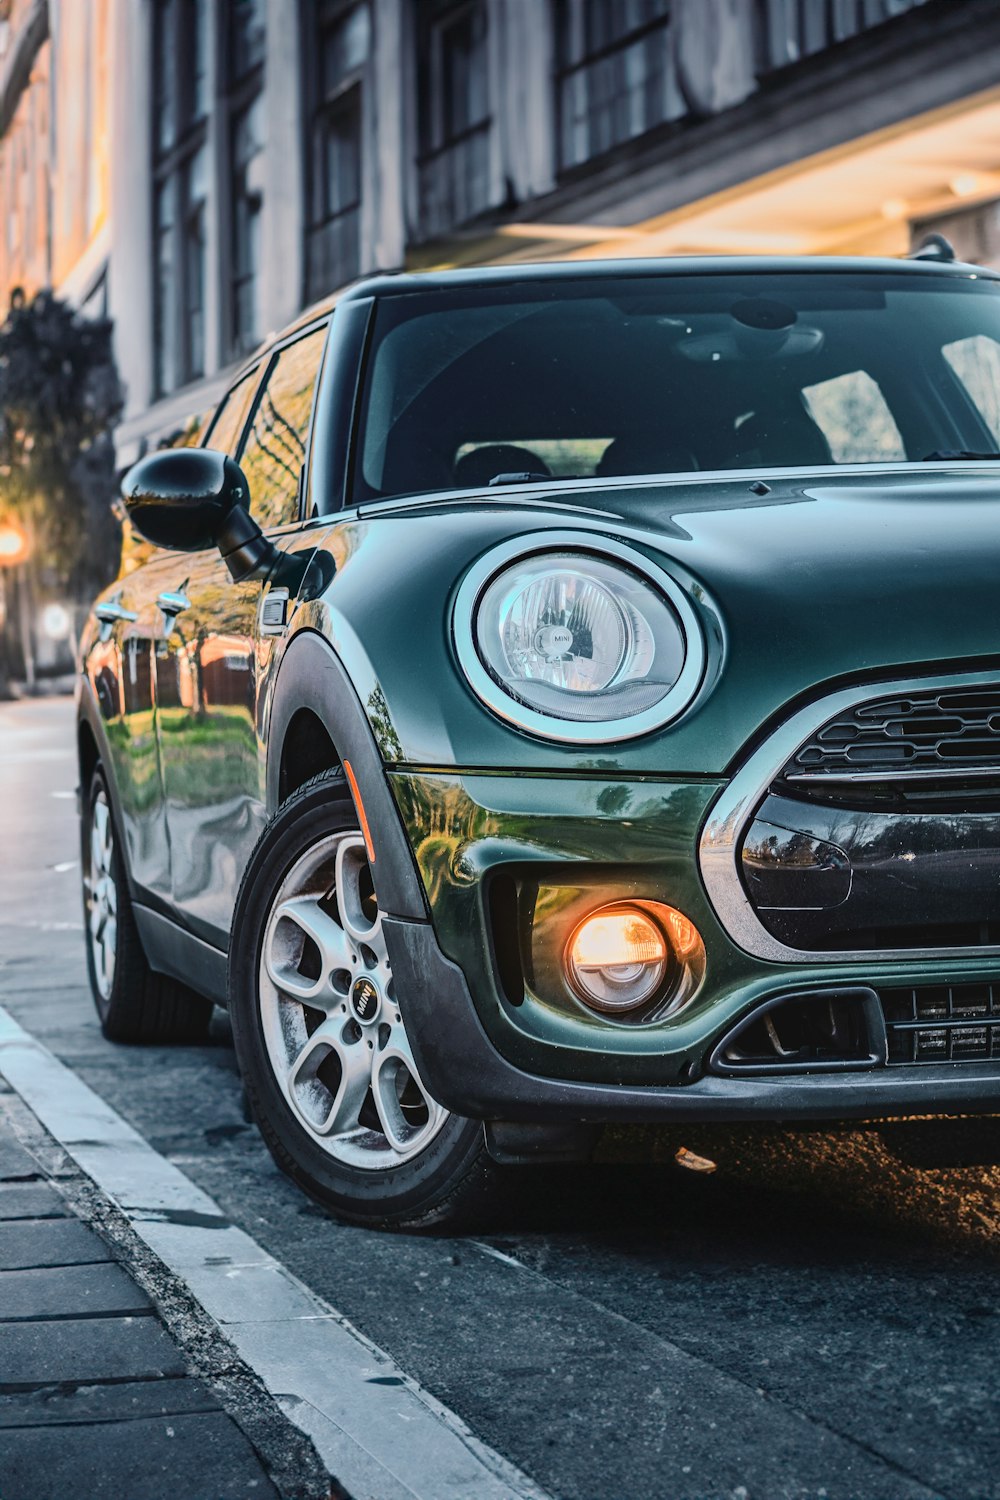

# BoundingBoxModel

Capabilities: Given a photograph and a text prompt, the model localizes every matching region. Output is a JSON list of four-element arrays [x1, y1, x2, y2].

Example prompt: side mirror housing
[[120, 448, 279, 581]]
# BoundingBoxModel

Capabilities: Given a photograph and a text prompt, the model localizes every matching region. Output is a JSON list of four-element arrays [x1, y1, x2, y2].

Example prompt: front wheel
[[228, 771, 494, 1229]]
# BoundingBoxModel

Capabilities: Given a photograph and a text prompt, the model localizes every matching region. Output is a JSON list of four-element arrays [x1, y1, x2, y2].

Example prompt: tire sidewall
[[228, 777, 484, 1224]]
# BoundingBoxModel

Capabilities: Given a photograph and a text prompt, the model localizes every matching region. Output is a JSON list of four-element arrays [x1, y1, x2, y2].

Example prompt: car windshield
[[353, 269, 1000, 502]]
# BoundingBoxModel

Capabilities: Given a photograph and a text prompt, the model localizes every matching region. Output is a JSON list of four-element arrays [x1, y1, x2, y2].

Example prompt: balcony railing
[[756, 0, 932, 74]]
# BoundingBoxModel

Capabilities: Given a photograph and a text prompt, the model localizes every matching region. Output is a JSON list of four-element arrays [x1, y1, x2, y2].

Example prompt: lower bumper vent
[[710, 988, 884, 1076], [881, 984, 1000, 1064]]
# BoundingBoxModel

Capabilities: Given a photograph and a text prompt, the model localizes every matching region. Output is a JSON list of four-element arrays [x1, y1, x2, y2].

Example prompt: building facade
[[2, 0, 1000, 464]]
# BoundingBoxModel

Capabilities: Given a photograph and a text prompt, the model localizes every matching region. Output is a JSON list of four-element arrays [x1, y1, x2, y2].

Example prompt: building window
[[226, 0, 266, 356], [756, 0, 932, 74], [304, 2, 369, 300], [416, 0, 492, 239], [151, 0, 209, 395], [555, 0, 683, 173]]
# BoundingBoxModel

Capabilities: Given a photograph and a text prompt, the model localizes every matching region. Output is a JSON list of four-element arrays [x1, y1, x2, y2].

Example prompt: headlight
[[453, 535, 705, 743]]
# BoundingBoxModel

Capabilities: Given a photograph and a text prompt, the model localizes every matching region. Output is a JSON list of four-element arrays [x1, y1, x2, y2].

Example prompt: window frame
[[302, 0, 369, 301], [553, 0, 677, 177], [201, 360, 266, 455], [414, 0, 493, 237], [150, 0, 211, 396], [221, 0, 266, 360]]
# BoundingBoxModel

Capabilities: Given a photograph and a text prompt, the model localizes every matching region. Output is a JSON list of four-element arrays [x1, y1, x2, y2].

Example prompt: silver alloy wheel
[[259, 831, 449, 1169], [86, 791, 118, 1001]]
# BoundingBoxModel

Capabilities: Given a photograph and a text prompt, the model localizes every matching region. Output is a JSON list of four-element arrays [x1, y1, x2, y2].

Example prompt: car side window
[[801, 370, 906, 463], [942, 334, 1000, 445], [237, 325, 327, 529], [203, 367, 260, 456]]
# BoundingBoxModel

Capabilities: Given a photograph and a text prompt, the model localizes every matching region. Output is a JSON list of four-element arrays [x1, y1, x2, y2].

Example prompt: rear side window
[[204, 367, 260, 455], [943, 334, 1000, 444], [802, 371, 905, 463], [238, 325, 327, 528]]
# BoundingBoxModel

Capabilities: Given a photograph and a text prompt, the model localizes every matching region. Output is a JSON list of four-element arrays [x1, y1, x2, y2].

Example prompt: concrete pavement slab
[[0, 1261, 152, 1320], [0, 1410, 280, 1500], [1, 1313, 187, 1385], [0, 1135, 42, 1181], [0, 1001, 552, 1500], [0, 1182, 65, 1219], [0, 1215, 109, 1269], [0, 1375, 221, 1427]]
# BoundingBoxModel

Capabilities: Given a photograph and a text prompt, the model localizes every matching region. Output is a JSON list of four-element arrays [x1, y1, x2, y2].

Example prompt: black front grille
[[881, 983, 1000, 1064], [784, 685, 1000, 782]]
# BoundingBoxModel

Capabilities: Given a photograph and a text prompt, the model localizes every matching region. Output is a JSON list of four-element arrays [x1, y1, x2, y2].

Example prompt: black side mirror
[[121, 448, 279, 581]]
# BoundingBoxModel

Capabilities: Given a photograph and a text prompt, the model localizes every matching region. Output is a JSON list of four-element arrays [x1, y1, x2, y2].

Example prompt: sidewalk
[[0, 1099, 283, 1500]]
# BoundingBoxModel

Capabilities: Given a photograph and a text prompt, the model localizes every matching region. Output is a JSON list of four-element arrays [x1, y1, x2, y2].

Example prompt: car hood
[[324, 463, 1000, 776]]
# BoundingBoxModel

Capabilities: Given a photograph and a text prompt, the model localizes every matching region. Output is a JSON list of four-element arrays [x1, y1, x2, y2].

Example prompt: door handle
[[156, 589, 191, 616], [95, 599, 138, 625]]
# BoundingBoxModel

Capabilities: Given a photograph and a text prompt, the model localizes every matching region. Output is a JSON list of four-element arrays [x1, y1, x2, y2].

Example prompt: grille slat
[[881, 984, 1000, 1064], [786, 686, 1000, 781]]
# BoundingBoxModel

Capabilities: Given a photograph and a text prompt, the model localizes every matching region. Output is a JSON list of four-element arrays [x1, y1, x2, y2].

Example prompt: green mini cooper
[[78, 252, 1000, 1226]]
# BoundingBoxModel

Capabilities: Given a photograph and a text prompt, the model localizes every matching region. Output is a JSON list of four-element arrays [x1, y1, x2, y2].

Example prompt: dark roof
[[278, 252, 998, 341]]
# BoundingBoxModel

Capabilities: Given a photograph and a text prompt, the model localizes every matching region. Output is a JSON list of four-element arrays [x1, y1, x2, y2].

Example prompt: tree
[[0, 288, 125, 602]]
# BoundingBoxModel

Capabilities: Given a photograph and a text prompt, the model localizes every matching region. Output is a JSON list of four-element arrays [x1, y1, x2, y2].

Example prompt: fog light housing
[[567, 905, 670, 1013], [565, 901, 706, 1018]]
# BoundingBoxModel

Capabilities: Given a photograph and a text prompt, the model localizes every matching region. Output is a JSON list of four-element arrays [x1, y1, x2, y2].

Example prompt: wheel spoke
[[334, 837, 380, 947], [92, 800, 111, 872], [287, 1019, 372, 1137], [264, 895, 353, 1007], [86, 794, 118, 1003], [371, 1029, 444, 1155]]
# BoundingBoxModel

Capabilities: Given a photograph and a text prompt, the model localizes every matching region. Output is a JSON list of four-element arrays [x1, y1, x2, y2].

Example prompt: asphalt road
[[2, 694, 1000, 1500]]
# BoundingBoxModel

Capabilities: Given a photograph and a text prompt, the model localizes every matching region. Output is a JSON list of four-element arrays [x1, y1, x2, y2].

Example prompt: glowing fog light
[[567, 906, 669, 1013]]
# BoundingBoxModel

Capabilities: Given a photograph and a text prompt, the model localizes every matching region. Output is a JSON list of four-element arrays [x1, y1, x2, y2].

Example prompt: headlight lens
[[474, 552, 688, 725]]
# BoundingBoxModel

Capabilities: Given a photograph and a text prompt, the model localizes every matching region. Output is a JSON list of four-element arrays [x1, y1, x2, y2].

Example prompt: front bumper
[[384, 916, 1000, 1121], [386, 769, 1000, 1120]]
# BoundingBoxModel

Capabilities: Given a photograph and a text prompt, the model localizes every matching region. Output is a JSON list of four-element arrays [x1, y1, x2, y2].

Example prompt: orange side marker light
[[343, 759, 376, 864]]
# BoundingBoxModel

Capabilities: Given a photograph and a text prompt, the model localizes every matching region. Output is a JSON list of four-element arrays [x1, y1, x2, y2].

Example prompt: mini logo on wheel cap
[[351, 977, 380, 1024]]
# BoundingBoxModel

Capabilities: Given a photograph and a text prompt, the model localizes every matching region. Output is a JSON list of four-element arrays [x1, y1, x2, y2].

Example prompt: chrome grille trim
[[785, 684, 1000, 780], [699, 668, 1000, 965]]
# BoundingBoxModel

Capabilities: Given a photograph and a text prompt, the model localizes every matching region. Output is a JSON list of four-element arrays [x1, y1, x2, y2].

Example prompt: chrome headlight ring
[[452, 532, 706, 744]]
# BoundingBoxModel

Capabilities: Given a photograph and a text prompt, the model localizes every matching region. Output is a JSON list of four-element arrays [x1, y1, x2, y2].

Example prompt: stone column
[[107, 0, 154, 446], [369, 0, 407, 272], [494, 0, 556, 204], [260, 0, 304, 330]]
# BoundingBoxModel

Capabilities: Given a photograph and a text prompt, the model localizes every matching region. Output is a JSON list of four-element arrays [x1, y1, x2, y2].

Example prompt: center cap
[[351, 976, 380, 1025]]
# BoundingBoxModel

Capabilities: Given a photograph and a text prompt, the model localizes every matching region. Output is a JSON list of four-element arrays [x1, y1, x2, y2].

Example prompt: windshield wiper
[[920, 449, 1000, 461]]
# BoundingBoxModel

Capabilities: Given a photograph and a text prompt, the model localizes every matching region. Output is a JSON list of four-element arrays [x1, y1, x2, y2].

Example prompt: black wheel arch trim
[[266, 630, 428, 921]]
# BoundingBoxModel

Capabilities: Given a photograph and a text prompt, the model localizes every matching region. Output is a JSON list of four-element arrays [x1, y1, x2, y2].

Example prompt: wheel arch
[[77, 713, 100, 793], [278, 707, 342, 803], [266, 630, 427, 922]]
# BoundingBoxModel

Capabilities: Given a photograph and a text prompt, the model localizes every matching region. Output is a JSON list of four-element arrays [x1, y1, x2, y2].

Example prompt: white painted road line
[[0, 1005, 552, 1500]]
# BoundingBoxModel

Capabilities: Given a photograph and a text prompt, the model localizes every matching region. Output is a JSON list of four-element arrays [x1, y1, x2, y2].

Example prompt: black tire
[[228, 770, 496, 1230], [81, 762, 213, 1044]]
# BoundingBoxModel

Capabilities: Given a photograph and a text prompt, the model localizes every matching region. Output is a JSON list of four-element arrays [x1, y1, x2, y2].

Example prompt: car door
[[153, 322, 329, 948], [89, 548, 178, 907]]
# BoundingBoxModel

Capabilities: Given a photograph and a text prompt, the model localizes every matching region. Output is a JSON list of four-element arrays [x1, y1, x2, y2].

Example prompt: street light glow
[[0, 522, 28, 564]]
